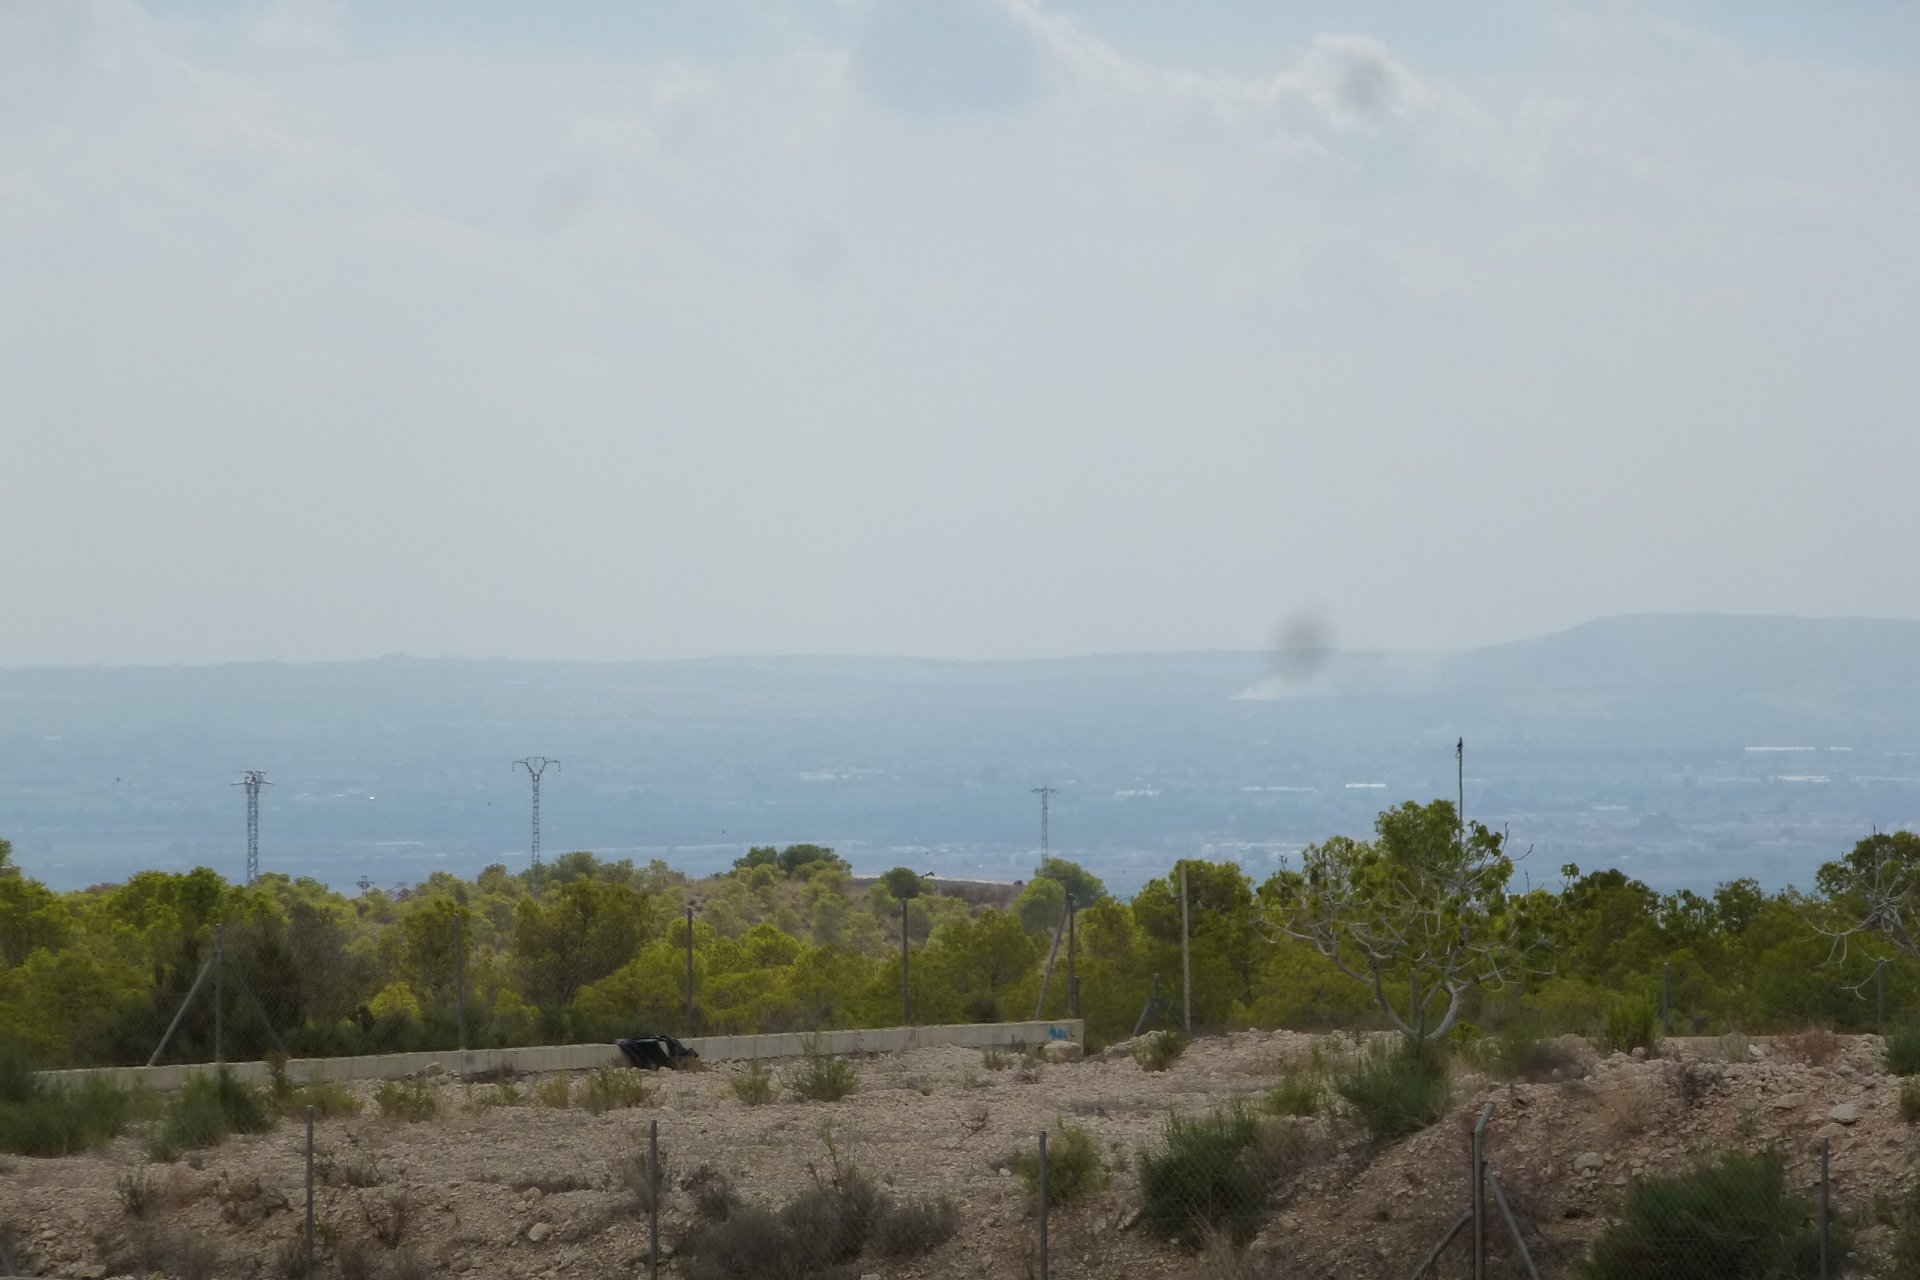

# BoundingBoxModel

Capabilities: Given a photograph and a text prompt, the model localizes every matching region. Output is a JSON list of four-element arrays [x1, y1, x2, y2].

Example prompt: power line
[[514, 757, 560, 895], [232, 771, 270, 885], [1031, 786, 1057, 861]]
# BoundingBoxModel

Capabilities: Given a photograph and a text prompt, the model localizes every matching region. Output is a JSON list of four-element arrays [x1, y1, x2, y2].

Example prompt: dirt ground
[[3, 1031, 1915, 1279]]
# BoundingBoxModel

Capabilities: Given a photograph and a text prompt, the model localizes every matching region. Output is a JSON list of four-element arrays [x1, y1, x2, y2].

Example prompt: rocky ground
[[2, 1031, 1914, 1279]]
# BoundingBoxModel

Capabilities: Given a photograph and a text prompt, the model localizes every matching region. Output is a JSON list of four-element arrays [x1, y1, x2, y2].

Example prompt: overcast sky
[[2, 0, 1916, 667]]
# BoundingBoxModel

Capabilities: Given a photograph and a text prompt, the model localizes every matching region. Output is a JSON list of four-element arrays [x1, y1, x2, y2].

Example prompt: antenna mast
[[233, 771, 271, 885], [514, 757, 560, 894]]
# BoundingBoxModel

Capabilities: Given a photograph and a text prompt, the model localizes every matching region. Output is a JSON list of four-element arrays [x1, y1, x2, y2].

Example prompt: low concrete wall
[[39, 1019, 1084, 1094]]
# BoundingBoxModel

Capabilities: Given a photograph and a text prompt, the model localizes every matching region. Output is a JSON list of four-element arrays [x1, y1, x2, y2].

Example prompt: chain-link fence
[[5, 1027, 1907, 1280]]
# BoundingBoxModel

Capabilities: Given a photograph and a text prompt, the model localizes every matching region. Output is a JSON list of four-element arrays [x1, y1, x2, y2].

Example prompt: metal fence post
[[1820, 1134, 1831, 1279], [1037, 1129, 1049, 1280], [304, 1104, 316, 1280], [649, 1118, 661, 1280], [1660, 962, 1670, 1037], [1471, 1104, 1491, 1280], [214, 924, 225, 1067]]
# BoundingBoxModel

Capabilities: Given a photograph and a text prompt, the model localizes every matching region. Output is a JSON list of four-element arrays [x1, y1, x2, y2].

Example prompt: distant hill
[[2, 614, 1916, 895]]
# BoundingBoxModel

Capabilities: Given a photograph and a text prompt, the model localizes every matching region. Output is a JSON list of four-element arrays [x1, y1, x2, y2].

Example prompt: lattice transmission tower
[[514, 756, 560, 895], [1032, 785, 1057, 860], [233, 771, 270, 885]]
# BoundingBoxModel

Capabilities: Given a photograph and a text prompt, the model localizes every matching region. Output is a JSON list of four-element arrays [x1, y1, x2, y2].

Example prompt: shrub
[[375, 1079, 442, 1123], [535, 1075, 573, 1109], [268, 1059, 362, 1121], [0, 1046, 138, 1157], [621, 1148, 670, 1215], [116, 1170, 158, 1218], [1133, 1030, 1189, 1073], [685, 1165, 741, 1223], [153, 1068, 273, 1155], [1885, 1024, 1920, 1076], [360, 1190, 413, 1249], [580, 1066, 652, 1114], [873, 1195, 961, 1258], [730, 1061, 775, 1106], [1334, 1039, 1450, 1141], [1778, 1026, 1843, 1067], [1265, 1072, 1321, 1118], [1582, 1147, 1848, 1279], [1484, 1028, 1589, 1083], [1901, 1080, 1920, 1124], [1138, 1106, 1297, 1248], [983, 1048, 1014, 1071], [1603, 997, 1661, 1056], [1013, 1121, 1106, 1210], [786, 1050, 858, 1103], [1889, 1181, 1920, 1278], [680, 1205, 793, 1280]]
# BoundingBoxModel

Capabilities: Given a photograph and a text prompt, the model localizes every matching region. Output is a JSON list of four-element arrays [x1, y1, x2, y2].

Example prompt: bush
[[1901, 1080, 1920, 1124], [1778, 1026, 1843, 1067], [266, 1056, 362, 1119], [1884, 1024, 1920, 1076], [152, 1068, 273, 1156], [1334, 1039, 1450, 1142], [374, 1079, 441, 1123], [360, 1190, 413, 1249], [1133, 1030, 1189, 1073], [0, 1077, 137, 1157], [873, 1195, 961, 1257], [730, 1061, 775, 1106], [786, 1049, 858, 1103], [580, 1066, 652, 1114], [1888, 1181, 1920, 1278], [1137, 1106, 1299, 1248], [621, 1148, 670, 1215], [535, 1076, 572, 1109], [1604, 997, 1662, 1056], [1583, 1147, 1847, 1279], [1483, 1027, 1588, 1083], [685, 1165, 741, 1223], [1013, 1121, 1106, 1210], [1265, 1072, 1321, 1118], [680, 1205, 794, 1280]]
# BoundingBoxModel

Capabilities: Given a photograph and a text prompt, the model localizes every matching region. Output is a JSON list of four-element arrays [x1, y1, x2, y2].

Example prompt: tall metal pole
[[1661, 962, 1671, 1036], [213, 924, 225, 1067], [513, 757, 560, 896], [684, 905, 695, 1038], [1179, 863, 1192, 1033], [233, 771, 271, 885], [1031, 786, 1056, 861], [1066, 895, 1078, 1020], [454, 906, 467, 1054]]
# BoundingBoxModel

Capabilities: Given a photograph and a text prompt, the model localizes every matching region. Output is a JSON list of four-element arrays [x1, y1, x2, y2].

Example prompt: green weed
[[1333, 1038, 1450, 1142]]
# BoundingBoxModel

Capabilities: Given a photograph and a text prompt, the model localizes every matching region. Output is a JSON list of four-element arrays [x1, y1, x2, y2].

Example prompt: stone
[[1828, 1102, 1863, 1125], [1770, 1093, 1804, 1110], [1039, 1041, 1085, 1064], [1573, 1152, 1605, 1173], [526, 1223, 552, 1244]]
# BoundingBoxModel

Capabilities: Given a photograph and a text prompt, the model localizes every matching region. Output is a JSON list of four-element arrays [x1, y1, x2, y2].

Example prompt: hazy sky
[[3, 0, 1916, 666]]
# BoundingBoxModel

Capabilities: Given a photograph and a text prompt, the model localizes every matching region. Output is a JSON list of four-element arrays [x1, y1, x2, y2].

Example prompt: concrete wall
[[38, 1019, 1084, 1095]]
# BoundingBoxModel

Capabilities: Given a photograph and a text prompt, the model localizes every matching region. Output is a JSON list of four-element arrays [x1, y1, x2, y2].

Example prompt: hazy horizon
[[5, 2, 1917, 667]]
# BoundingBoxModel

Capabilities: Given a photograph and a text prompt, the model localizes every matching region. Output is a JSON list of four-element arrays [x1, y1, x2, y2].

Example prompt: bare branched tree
[[1260, 799, 1550, 1042], [1813, 830, 1920, 987]]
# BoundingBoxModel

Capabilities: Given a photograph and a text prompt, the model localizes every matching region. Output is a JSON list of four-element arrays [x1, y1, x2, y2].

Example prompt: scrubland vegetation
[[2, 814, 1918, 1079]]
